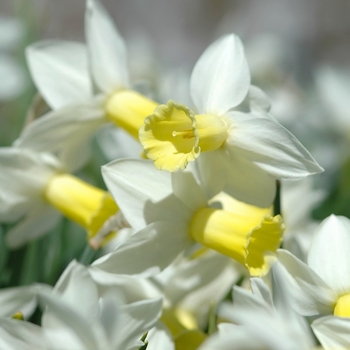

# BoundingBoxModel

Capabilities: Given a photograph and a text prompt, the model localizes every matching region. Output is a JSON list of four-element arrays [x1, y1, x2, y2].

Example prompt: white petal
[[225, 112, 323, 179], [92, 221, 193, 276], [0, 148, 58, 220], [88, 268, 159, 303], [38, 291, 101, 350], [164, 253, 231, 305], [199, 325, 261, 350], [15, 101, 105, 173], [102, 159, 179, 231], [0, 285, 41, 318], [250, 277, 274, 308], [221, 150, 276, 208], [308, 215, 350, 295], [171, 171, 207, 212], [195, 151, 228, 199], [190, 34, 250, 115], [312, 316, 350, 350], [146, 322, 175, 350], [276, 249, 336, 316], [0, 318, 46, 350], [26, 40, 92, 109], [85, 0, 129, 93], [52, 261, 100, 321], [247, 85, 271, 114], [5, 202, 61, 249], [115, 298, 163, 349]]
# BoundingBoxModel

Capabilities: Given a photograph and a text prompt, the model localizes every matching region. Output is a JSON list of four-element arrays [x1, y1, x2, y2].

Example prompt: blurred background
[[1, 0, 350, 147]]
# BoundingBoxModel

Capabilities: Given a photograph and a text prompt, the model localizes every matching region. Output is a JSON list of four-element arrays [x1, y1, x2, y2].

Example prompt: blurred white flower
[[276, 215, 350, 318], [0, 148, 118, 248], [200, 266, 315, 350], [16, 0, 157, 171]]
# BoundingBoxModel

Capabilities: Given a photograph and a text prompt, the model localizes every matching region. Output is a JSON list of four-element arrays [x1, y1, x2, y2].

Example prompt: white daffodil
[[92, 158, 284, 277], [0, 148, 118, 248], [0, 261, 162, 350], [148, 251, 239, 348], [200, 265, 316, 350], [15, 0, 158, 172], [36, 260, 162, 350], [276, 214, 350, 318], [139, 34, 323, 207]]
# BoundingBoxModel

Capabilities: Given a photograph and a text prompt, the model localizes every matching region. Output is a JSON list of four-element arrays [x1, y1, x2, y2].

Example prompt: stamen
[[139, 100, 200, 171], [139, 100, 228, 171]]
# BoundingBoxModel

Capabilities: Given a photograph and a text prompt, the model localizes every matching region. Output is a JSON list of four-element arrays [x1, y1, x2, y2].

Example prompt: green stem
[[79, 245, 97, 266]]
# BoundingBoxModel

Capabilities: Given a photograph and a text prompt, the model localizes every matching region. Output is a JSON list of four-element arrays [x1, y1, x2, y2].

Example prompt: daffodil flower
[[15, 0, 158, 172], [0, 261, 163, 350], [199, 265, 316, 350], [92, 159, 284, 277], [276, 215, 350, 318], [0, 148, 118, 248], [139, 34, 323, 207]]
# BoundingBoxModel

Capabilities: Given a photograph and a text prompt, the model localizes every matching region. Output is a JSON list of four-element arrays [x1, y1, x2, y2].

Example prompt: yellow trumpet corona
[[190, 205, 283, 277], [105, 90, 158, 140], [139, 100, 228, 171], [44, 173, 119, 245]]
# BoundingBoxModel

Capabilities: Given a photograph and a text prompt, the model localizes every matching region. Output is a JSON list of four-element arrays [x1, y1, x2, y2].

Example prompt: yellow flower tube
[[190, 202, 284, 277], [44, 173, 119, 247], [105, 90, 158, 140]]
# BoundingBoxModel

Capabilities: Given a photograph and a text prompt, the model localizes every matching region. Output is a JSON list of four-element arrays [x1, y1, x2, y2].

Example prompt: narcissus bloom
[[0, 148, 118, 248], [199, 266, 316, 350], [15, 0, 158, 172], [276, 215, 350, 318], [139, 34, 323, 207], [92, 159, 284, 277], [0, 261, 162, 350]]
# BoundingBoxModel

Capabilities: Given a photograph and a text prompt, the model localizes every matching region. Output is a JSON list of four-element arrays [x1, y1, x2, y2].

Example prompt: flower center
[[104, 89, 158, 140], [189, 206, 283, 276], [334, 294, 350, 318], [44, 174, 119, 246], [139, 100, 228, 171]]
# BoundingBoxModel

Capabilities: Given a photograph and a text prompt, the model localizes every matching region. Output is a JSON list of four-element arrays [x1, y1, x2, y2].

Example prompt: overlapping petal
[[15, 101, 105, 173], [92, 221, 193, 276], [85, 0, 129, 93], [276, 250, 336, 316], [5, 202, 61, 249], [312, 316, 350, 350], [26, 40, 92, 109], [102, 159, 185, 230], [308, 215, 350, 295], [225, 112, 323, 179], [190, 34, 250, 115]]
